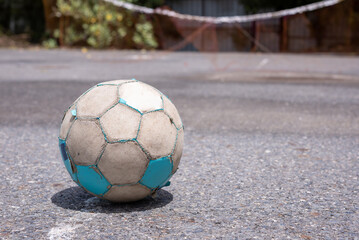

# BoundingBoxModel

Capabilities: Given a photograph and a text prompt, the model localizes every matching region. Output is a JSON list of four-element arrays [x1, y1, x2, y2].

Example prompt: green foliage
[[240, 0, 320, 14], [55, 0, 159, 49], [42, 38, 58, 48]]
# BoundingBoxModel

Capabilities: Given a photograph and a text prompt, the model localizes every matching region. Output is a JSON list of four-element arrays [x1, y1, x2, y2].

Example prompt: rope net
[[103, 0, 342, 24], [101, 0, 358, 53]]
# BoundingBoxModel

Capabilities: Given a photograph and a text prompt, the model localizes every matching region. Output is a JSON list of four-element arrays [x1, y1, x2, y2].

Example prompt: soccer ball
[[58, 79, 184, 202]]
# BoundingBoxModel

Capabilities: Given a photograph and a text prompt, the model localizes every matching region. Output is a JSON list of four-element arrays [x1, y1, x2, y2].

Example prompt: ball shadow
[[51, 186, 173, 213]]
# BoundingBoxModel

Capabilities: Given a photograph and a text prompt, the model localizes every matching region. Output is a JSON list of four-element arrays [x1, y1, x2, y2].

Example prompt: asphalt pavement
[[0, 49, 358, 239]]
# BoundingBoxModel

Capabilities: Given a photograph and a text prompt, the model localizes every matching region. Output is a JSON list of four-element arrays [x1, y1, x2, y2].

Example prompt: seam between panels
[[95, 142, 107, 165], [134, 139, 152, 160], [98, 118, 109, 143], [135, 115, 143, 140]]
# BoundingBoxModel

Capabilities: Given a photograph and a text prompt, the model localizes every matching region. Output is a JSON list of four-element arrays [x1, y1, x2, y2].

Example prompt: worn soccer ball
[[58, 79, 184, 202]]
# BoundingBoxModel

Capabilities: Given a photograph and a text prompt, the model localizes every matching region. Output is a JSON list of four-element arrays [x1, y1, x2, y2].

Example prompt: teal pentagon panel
[[159, 174, 172, 188], [77, 165, 111, 196], [59, 139, 78, 182], [140, 157, 173, 189]]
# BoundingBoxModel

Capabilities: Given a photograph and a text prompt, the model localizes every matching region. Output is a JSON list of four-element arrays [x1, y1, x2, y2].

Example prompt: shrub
[[55, 0, 160, 49]]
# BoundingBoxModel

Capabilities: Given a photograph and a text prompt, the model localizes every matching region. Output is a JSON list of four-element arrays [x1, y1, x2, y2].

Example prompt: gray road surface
[[0, 49, 358, 239]]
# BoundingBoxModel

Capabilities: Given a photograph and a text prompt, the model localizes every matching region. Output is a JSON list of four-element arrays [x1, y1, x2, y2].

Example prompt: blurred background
[[0, 0, 358, 53]]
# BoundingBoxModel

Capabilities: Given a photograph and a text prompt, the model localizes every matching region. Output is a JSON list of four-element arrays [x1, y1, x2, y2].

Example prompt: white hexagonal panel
[[163, 95, 182, 129], [103, 184, 151, 202], [137, 111, 177, 159], [66, 120, 106, 165], [59, 105, 76, 140], [98, 142, 149, 185], [100, 104, 141, 142], [118, 82, 162, 113], [77, 85, 118, 118], [99, 79, 136, 85], [172, 128, 184, 173]]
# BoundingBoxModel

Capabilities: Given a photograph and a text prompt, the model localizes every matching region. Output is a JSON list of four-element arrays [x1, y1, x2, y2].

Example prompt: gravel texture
[[0, 49, 358, 239]]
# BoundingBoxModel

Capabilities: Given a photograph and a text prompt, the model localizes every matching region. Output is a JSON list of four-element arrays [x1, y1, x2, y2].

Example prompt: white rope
[[102, 0, 344, 24]]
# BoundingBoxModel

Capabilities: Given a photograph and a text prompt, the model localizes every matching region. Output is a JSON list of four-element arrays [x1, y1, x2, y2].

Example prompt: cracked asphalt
[[0, 49, 358, 239]]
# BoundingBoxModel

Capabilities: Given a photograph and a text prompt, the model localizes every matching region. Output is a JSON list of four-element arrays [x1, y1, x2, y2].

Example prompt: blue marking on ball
[[119, 98, 127, 104], [140, 156, 173, 189], [76, 165, 111, 196]]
